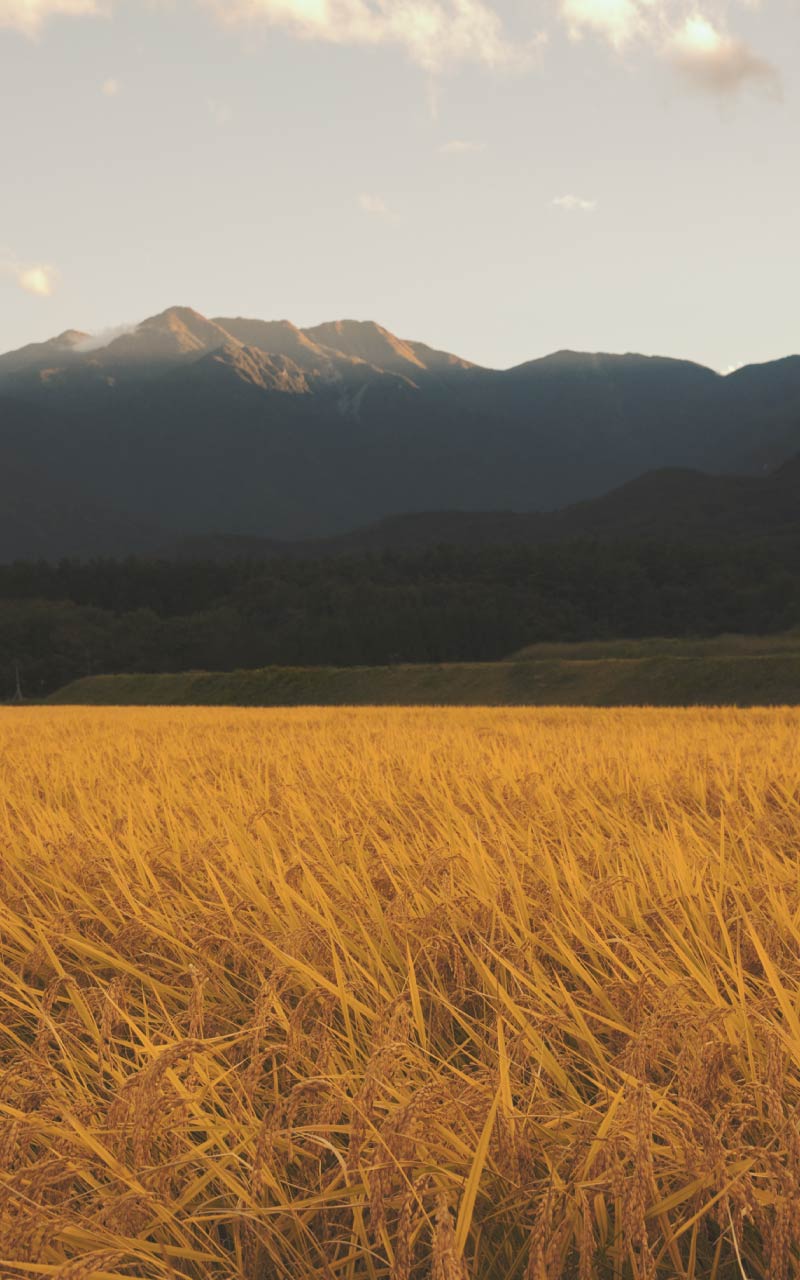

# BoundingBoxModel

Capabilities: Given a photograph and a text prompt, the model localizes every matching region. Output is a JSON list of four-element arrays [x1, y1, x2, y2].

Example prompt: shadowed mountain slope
[[0, 398, 163, 560]]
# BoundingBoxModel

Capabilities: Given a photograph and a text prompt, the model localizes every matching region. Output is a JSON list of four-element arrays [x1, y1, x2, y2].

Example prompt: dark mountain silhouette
[[2, 305, 800, 559]]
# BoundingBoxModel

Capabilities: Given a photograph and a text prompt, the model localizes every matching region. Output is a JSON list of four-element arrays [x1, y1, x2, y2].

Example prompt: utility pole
[[10, 662, 23, 705]]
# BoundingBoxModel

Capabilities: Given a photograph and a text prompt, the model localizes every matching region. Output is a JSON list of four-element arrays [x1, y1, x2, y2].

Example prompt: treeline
[[2, 538, 800, 698]]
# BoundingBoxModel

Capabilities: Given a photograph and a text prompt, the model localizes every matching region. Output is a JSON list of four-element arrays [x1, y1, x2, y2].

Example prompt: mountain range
[[2, 305, 800, 561]]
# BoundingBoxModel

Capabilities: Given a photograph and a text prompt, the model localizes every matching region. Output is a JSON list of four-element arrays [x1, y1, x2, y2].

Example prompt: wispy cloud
[[667, 15, 780, 96], [74, 323, 135, 352], [1, 0, 779, 102], [0, 255, 58, 296], [440, 138, 486, 154], [558, 0, 780, 97], [18, 265, 56, 295], [4, 0, 536, 69], [358, 193, 390, 216], [0, 0, 102, 36], [208, 0, 540, 72], [553, 194, 597, 212], [561, 0, 643, 48]]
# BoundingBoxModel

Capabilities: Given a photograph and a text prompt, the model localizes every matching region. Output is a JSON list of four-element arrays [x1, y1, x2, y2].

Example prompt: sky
[[0, 0, 797, 372]]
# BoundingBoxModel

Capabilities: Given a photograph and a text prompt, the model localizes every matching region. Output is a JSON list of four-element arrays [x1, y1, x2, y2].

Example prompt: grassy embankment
[[49, 632, 800, 705]]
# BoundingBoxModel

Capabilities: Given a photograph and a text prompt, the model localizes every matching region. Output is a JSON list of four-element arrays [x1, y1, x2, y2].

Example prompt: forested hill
[[167, 457, 800, 560], [3, 536, 800, 699]]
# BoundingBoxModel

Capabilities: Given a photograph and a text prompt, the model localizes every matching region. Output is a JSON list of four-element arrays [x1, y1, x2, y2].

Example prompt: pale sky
[[0, 0, 797, 371]]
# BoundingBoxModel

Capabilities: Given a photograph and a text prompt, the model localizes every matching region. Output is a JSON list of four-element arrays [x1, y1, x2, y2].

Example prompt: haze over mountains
[[2, 305, 800, 561]]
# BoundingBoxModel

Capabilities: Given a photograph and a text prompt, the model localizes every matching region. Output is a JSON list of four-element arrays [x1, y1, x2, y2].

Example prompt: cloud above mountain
[[559, 0, 779, 95], [18, 265, 56, 296], [0, 0, 779, 96], [207, 0, 534, 71], [667, 15, 780, 95], [0, 0, 538, 70], [0, 0, 102, 34], [553, 194, 596, 212], [560, 0, 644, 48], [0, 254, 57, 297]]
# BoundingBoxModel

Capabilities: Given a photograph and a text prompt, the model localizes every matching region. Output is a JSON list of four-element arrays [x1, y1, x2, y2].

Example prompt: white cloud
[[0, 256, 58, 296], [667, 15, 780, 95], [74, 323, 135, 352], [0, 0, 778, 102], [208, 0, 539, 72], [558, 0, 780, 97], [1, 0, 546, 73], [0, 0, 102, 35], [440, 138, 486, 154], [358, 192, 389, 215], [553, 194, 597, 211], [560, 0, 645, 47], [18, 264, 56, 295]]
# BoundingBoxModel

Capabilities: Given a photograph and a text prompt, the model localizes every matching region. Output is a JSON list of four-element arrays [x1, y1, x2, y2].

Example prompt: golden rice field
[[2, 707, 800, 1280]]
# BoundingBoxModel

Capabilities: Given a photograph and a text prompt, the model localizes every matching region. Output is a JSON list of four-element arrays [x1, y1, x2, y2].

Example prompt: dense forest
[[2, 537, 800, 698]]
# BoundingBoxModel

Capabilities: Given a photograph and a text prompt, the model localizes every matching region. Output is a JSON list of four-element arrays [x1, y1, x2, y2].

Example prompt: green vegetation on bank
[[49, 648, 800, 706], [511, 631, 800, 660], [5, 539, 800, 699]]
